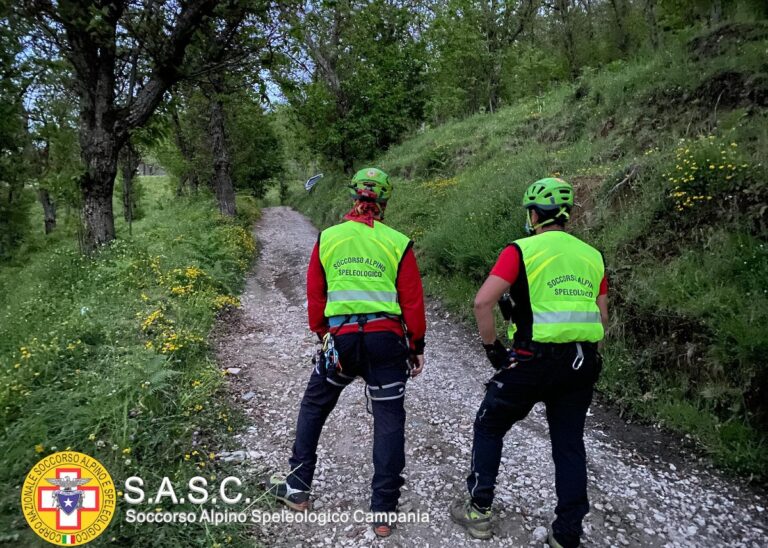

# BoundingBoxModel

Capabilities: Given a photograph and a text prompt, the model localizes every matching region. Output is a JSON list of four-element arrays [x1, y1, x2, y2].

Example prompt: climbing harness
[[319, 312, 411, 413]]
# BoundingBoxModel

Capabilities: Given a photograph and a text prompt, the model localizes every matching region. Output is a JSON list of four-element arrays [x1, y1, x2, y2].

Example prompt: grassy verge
[[0, 176, 259, 546], [289, 26, 768, 479]]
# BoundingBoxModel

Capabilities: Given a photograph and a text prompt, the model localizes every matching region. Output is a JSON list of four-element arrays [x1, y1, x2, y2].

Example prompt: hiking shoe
[[373, 522, 395, 538], [449, 499, 493, 540], [264, 475, 310, 511], [547, 531, 565, 548]]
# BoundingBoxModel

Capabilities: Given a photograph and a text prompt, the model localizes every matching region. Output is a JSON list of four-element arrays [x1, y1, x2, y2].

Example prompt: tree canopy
[[0, 0, 764, 256]]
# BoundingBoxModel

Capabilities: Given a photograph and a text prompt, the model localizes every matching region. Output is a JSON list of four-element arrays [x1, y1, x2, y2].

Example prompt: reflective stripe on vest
[[533, 311, 602, 324], [326, 290, 398, 303], [319, 220, 411, 316], [514, 231, 605, 343]]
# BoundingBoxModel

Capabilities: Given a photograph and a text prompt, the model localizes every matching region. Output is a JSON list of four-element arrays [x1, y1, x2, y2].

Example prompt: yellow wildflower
[[142, 309, 163, 331]]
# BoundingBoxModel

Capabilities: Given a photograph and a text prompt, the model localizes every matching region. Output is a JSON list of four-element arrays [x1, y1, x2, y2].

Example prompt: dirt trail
[[215, 207, 767, 548]]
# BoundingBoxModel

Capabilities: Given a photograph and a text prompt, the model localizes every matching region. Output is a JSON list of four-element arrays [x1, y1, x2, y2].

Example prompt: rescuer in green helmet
[[348, 166, 393, 204], [266, 167, 426, 539], [451, 177, 609, 548]]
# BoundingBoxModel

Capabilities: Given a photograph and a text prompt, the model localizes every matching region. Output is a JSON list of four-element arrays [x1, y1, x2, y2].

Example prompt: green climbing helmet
[[349, 167, 392, 203], [522, 177, 574, 210]]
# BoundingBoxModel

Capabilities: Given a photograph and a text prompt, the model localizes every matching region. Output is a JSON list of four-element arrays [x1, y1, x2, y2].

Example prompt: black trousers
[[287, 331, 410, 512], [467, 343, 602, 548]]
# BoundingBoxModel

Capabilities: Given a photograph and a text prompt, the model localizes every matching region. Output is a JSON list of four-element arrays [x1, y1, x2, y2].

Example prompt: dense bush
[[0, 178, 256, 545]]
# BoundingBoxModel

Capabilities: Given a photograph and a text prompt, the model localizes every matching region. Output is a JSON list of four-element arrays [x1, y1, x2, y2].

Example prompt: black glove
[[483, 339, 510, 370]]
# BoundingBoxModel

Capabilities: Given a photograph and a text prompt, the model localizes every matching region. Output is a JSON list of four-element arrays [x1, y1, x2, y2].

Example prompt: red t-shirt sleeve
[[306, 241, 328, 336], [489, 245, 520, 285], [396, 247, 426, 353], [491, 245, 607, 298], [599, 275, 608, 296]]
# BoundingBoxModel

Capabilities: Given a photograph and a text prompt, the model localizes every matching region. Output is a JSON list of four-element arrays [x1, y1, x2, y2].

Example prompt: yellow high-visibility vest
[[510, 231, 604, 343], [319, 220, 411, 317]]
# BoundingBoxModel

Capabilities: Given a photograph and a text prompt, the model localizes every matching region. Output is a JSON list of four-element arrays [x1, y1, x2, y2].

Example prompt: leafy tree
[[425, 0, 540, 120], [228, 96, 284, 199], [181, 0, 286, 215], [20, 0, 237, 251], [156, 86, 283, 204], [279, 0, 428, 171], [0, 4, 34, 258]]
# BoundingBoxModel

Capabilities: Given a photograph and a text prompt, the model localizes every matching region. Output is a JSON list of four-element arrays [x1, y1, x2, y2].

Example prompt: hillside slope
[[290, 24, 768, 478]]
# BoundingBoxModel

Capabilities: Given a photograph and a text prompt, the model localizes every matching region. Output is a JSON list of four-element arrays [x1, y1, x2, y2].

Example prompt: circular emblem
[[366, 169, 378, 178], [21, 451, 116, 546]]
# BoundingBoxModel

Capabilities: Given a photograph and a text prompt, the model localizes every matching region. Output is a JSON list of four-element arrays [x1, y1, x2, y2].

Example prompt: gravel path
[[215, 207, 767, 548]]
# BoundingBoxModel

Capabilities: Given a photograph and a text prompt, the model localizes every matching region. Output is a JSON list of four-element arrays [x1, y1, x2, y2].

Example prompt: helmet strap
[[525, 207, 569, 235], [524, 209, 536, 235]]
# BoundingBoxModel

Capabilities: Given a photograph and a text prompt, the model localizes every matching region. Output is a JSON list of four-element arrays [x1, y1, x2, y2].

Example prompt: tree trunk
[[555, 0, 579, 78], [209, 90, 236, 217], [610, 0, 630, 55], [121, 140, 140, 225], [37, 188, 56, 234], [644, 0, 660, 50], [581, 0, 596, 42], [79, 118, 120, 250], [709, 0, 722, 26], [81, 170, 117, 250], [171, 106, 198, 195]]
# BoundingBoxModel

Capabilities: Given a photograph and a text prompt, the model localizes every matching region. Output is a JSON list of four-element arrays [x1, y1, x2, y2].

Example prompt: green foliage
[[0, 178, 256, 545], [0, 187, 34, 261], [665, 136, 765, 218], [155, 89, 283, 199], [227, 97, 284, 198], [284, 0, 427, 170], [0, 18, 35, 260], [235, 193, 262, 226], [36, 121, 83, 208], [115, 175, 146, 221], [289, 24, 768, 478]]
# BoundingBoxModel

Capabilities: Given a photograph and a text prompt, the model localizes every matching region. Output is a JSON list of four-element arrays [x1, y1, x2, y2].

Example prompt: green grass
[[0, 177, 259, 546], [289, 25, 768, 479]]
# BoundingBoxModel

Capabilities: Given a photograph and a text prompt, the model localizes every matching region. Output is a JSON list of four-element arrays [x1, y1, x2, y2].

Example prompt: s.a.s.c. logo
[[21, 451, 116, 546]]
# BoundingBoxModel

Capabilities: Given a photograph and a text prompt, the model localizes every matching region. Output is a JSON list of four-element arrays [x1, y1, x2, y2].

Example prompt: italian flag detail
[[61, 534, 75, 545]]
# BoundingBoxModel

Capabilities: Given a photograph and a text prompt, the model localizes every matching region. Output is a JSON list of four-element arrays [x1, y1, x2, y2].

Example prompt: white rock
[[532, 526, 548, 542]]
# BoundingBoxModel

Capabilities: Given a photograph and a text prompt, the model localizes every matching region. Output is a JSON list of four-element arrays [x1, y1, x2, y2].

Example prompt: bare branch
[[121, 0, 218, 134]]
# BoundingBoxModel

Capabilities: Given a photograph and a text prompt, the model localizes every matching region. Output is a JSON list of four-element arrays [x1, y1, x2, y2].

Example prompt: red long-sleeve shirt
[[307, 228, 427, 354]]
